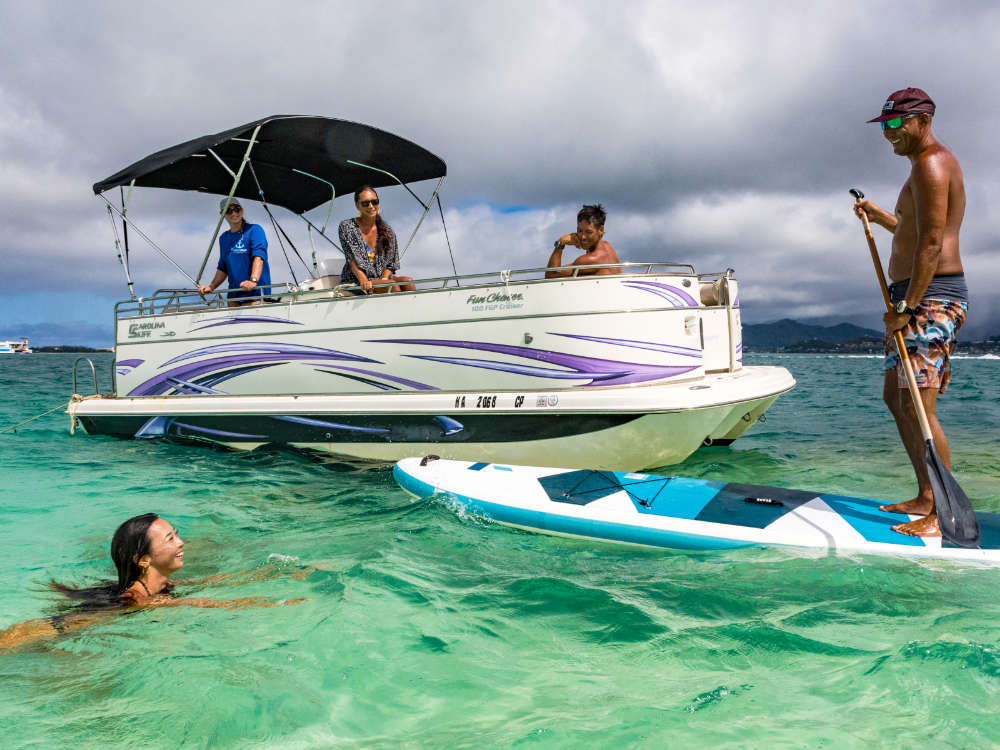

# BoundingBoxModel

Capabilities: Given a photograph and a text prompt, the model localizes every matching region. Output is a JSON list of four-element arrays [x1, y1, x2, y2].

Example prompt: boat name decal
[[466, 291, 525, 313], [128, 321, 167, 338]]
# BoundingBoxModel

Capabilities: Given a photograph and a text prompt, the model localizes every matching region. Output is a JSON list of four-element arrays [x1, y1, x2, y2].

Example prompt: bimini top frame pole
[[346, 159, 444, 260], [195, 125, 262, 284], [100, 195, 199, 287], [106, 179, 138, 300], [292, 168, 337, 272]]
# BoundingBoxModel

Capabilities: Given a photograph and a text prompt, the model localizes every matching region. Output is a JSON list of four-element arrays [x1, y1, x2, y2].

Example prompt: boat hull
[[71, 367, 794, 470], [112, 274, 725, 398]]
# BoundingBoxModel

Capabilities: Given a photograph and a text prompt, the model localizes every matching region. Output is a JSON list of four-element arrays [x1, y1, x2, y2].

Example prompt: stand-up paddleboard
[[393, 457, 1000, 562]]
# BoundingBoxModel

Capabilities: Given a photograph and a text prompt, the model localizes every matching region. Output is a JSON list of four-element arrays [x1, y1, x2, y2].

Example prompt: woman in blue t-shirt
[[198, 198, 271, 306]]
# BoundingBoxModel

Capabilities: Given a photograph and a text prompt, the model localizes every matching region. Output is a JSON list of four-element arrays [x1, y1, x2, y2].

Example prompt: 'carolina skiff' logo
[[128, 321, 166, 338]]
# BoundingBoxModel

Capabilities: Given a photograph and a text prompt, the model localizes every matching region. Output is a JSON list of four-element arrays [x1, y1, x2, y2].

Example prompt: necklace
[[137, 579, 151, 597]]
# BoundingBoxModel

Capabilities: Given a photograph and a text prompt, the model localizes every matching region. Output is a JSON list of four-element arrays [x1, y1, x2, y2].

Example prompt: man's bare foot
[[892, 513, 941, 538], [880, 497, 934, 516]]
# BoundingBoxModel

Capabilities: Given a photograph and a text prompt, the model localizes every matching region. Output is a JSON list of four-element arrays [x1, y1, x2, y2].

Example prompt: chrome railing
[[113, 262, 700, 320]]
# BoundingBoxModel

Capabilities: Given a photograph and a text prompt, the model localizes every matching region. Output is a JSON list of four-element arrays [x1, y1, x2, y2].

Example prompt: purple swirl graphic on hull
[[374, 338, 697, 386], [116, 358, 145, 376], [315, 366, 437, 391], [161, 342, 375, 368], [189, 316, 304, 331], [129, 342, 436, 396], [173, 422, 270, 439], [550, 333, 702, 358], [622, 280, 699, 307]]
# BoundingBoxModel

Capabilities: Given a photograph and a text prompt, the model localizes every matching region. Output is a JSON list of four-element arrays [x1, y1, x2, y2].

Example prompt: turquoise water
[[1, 352, 999, 748]]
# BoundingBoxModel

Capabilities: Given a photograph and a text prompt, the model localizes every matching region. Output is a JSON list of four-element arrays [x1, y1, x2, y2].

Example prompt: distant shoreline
[[24, 346, 113, 353], [745, 337, 1000, 355]]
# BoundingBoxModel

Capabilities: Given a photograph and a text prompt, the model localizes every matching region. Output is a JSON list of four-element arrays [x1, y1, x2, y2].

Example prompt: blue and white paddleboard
[[393, 457, 1000, 562]]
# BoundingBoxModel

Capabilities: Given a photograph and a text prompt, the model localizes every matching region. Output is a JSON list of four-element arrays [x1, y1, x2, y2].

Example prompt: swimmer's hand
[[557, 233, 580, 248]]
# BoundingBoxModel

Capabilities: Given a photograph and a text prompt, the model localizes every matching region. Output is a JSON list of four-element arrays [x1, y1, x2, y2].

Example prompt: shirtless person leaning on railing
[[545, 203, 621, 279]]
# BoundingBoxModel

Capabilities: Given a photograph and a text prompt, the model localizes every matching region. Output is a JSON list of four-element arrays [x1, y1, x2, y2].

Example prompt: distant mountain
[[743, 319, 881, 350]]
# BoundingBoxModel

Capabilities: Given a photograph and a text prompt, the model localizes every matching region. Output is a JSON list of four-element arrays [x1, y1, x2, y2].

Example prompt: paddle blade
[[926, 441, 980, 548]]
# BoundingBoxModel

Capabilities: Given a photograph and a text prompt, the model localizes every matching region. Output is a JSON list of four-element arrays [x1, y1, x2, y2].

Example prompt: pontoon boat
[[69, 116, 794, 471]]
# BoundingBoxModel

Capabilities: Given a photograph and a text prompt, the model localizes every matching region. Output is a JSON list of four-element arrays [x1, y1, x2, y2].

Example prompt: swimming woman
[[1, 513, 304, 651], [338, 186, 415, 294]]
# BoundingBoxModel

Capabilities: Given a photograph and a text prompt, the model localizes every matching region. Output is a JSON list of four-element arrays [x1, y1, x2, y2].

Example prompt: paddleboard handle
[[744, 496, 784, 506], [420, 454, 441, 466]]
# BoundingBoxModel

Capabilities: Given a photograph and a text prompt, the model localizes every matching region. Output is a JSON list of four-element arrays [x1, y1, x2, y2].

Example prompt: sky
[[1, 0, 998, 346]]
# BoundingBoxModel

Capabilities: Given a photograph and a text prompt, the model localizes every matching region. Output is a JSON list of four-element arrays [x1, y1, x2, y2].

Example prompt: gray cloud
[[1, 0, 998, 345]]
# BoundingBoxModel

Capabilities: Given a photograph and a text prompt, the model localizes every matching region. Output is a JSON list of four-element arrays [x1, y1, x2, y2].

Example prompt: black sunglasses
[[225, 204, 242, 214], [359, 199, 379, 208]]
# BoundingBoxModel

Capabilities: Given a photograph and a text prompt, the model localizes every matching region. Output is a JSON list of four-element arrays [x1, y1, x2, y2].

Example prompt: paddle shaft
[[854, 201, 936, 444]]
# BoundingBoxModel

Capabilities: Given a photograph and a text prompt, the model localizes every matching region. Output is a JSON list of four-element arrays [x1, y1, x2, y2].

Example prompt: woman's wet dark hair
[[577, 203, 607, 228], [110, 513, 159, 592], [354, 185, 392, 255], [47, 513, 161, 610]]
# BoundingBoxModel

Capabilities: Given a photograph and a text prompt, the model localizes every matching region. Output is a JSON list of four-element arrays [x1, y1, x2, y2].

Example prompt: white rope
[[1, 400, 74, 434]]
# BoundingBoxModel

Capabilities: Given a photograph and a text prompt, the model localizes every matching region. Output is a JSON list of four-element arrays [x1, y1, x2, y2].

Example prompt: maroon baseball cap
[[867, 87, 936, 123]]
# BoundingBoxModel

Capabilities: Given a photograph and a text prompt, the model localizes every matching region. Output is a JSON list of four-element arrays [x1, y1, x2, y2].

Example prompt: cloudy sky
[[1, 1, 997, 346]]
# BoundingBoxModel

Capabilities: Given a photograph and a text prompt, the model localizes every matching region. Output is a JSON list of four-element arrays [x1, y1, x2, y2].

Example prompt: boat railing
[[116, 284, 298, 318], [113, 262, 698, 320], [72, 357, 100, 396]]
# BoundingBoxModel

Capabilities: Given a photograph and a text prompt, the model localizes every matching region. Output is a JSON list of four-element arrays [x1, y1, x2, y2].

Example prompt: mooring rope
[[0, 400, 73, 434]]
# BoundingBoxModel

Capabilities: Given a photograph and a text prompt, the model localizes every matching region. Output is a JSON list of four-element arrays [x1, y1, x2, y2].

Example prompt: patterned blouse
[[339, 218, 399, 285]]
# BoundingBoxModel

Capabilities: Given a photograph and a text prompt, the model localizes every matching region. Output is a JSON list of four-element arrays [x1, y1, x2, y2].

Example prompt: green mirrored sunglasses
[[881, 114, 918, 131]]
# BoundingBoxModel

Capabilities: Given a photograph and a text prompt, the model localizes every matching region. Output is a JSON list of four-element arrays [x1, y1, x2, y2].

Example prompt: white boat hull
[[71, 366, 794, 470]]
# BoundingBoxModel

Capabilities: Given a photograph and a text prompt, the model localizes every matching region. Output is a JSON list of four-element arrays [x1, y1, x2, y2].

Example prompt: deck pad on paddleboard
[[393, 457, 1000, 562]]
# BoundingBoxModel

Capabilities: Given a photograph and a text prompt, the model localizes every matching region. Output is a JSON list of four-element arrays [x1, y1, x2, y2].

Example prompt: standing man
[[855, 87, 969, 538], [545, 203, 621, 278]]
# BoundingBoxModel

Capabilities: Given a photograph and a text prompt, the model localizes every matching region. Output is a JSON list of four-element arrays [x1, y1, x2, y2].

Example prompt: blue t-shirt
[[217, 223, 271, 299]]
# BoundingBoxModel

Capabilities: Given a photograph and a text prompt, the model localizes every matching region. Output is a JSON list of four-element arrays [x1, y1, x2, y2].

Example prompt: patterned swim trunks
[[884, 299, 967, 392]]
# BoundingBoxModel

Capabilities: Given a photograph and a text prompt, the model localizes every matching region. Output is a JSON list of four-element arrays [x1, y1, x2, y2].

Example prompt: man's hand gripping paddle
[[850, 188, 979, 547]]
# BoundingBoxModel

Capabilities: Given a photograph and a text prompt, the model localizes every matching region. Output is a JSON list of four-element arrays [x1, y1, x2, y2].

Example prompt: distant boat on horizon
[[0, 337, 32, 354]]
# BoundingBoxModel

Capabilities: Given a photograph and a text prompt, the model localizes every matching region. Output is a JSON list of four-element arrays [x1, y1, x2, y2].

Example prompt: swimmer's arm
[[174, 565, 315, 588], [147, 596, 308, 610]]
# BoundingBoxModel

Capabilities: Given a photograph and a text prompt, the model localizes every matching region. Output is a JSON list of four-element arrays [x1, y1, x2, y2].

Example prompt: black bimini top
[[92, 115, 447, 214]]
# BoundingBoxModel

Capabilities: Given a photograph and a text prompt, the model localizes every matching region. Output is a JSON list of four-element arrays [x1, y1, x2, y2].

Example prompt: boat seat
[[300, 274, 341, 291], [700, 278, 728, 306]]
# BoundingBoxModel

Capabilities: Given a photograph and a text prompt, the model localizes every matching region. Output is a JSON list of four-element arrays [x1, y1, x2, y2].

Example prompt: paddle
[[849, 188, 979, 547]]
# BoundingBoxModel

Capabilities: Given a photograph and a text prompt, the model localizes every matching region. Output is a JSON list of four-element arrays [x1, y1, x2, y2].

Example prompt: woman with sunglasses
[[338, 186, 414, 294], [1, 513, 306, 651], [198, 197, 272, 306]]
